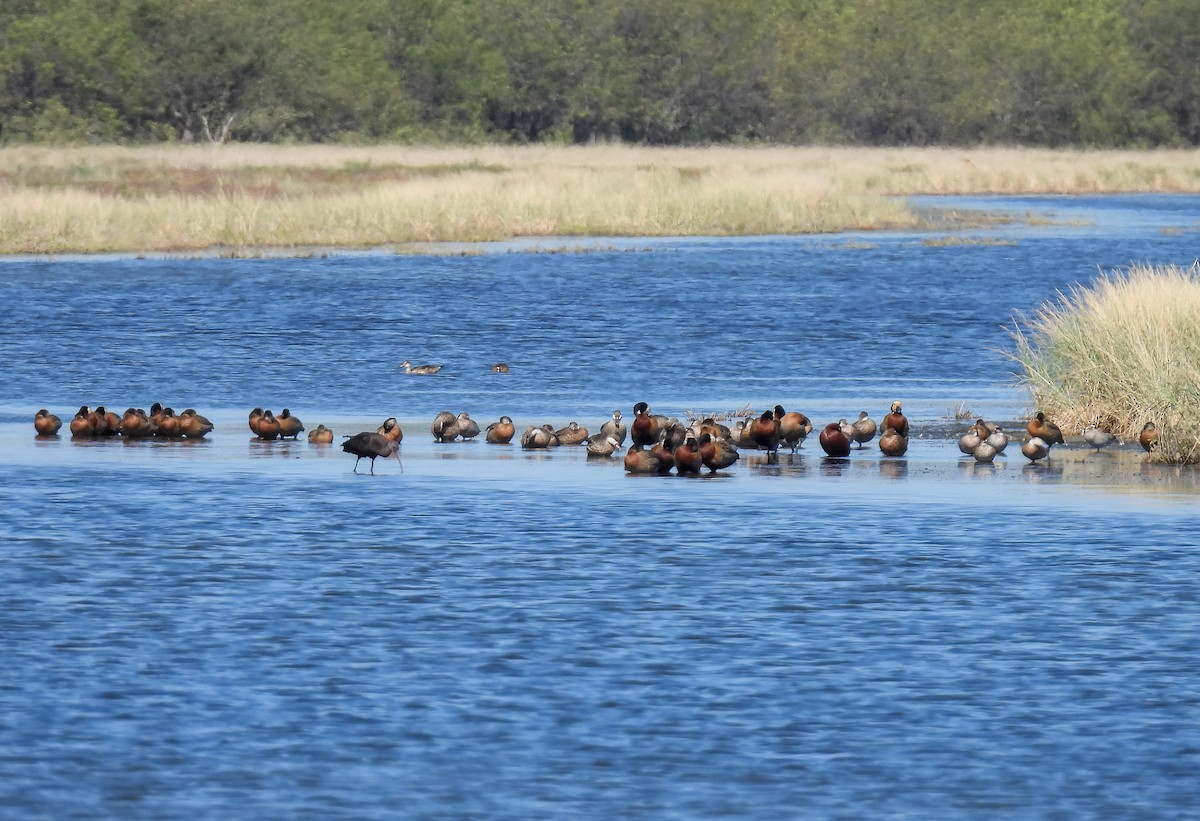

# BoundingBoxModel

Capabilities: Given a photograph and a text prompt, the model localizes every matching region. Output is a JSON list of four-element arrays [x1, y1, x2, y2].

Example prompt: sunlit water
[[2, 195, 1200, 818]]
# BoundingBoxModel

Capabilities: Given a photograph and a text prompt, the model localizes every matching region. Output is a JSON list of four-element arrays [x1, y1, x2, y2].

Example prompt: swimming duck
[[585, 433, 622, 457], [554, 421, 589, 445], [1138, 422, 1159, 453], [624, 444, 664, 474], [819, 422, 852, 457], [178, 408, 214, 438], [308, 424, 335, 444], [341, 431, 402, 474], [851, 411, 877, 448], [1026, 411, 1065, 446], [485, 416, 516, 444], [400, 360, 443, 375], [1082, 425, 1115, 452], [1021, 436, 1050, 462], [882, 401, 909, 439], [520, 425, 557, 449], [600, 410, 627, 446], [750, 410, 781, 455], [34, 409, 62, 436], [673, 436, 703, 475], [254, 409, 280, 440], [377, 417, 404, 443], [774, 406, 813, 453], [631, 402, 659, 449], [431, 411, 460, 442], [878, 426, 908, 457], [456, 412, 481, 441], [276, 409, 304, 439], [248, 407, 265, 436], [698, 433, 740, 473], [489, 363, 510, 373]]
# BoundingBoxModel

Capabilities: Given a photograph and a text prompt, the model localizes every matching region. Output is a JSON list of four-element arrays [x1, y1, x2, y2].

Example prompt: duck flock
[[33, 399, 1155, 475]]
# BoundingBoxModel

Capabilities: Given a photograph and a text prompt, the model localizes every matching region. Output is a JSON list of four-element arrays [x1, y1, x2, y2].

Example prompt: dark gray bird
[[341, 431, 402, 474]]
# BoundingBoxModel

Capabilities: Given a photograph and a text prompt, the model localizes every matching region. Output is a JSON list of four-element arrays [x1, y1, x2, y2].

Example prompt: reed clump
[[3, 145, 1200, 255], [1009, 261, 1200, 463]]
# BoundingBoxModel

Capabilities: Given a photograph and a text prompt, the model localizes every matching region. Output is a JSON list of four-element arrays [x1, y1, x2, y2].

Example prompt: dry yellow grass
[[1009, 262, 1200, 463], [2, 144, 1200, 255]]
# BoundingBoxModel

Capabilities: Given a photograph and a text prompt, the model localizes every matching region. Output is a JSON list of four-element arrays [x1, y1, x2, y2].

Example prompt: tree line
[[2, 0, 1197, 147]]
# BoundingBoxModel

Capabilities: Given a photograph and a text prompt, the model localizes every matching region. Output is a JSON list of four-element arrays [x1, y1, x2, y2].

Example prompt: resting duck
[[972, 441, 998, 464], [673, 436, 703, 475], [750, 410, 781, 455], [1138, 422, 1159, 453], [819, 422, 852, 457], [600, 410, 627, 446], [1082, 425, 1115, 452], [120, 408, 152, 438], [377, 417, 404, 444], [1021, 437, 1050, 463], [878, 426, 908, 457], [276, 409, 304, 439], [984, 426, 1009, 453], [34, 408, 62, 436], [248, 407, 265, 436], [178, 408, 214, 438], [624, 444, 664, 474], [485, 416, 516, 444], [456, 412, 481, 441], [630, 402, 659, 449], [554, 421, 589, 445], [585, 433, 622, 457], [70, 405, 97, 437], [851, 411, 877, 448], [958, 426, 983, 455], [431, 411, 460, 442], [308, 424, 335, 444], [254, 409, 281, 440], [882, 400, 909, 438], [698, 433, 740, 473], [774, 406, 812, 453], [520, 425, 557, 449]]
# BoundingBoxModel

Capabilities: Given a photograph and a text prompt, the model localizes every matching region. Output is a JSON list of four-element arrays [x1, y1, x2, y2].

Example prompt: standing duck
[[254, 410, 281, 440], [750, 410, 781, 455], [308, 424, 335, 444], [600, 410, 626, 446], [1026, 411, 1065, 446], [878, 426, 908, 457], [456, 412, 481, 441], [673, 436, 703, 475], [178, 408, 214, 438], [1021, 437, 1051, 463], [882, 400, 909, 438], [1082, 425, 1115, 452], [698, 433, 740, 473], [819, 422, 852, 457], [248, 407, 265, 436], [276, 409, 304, 440], [431, 411, 460, 442], [1138, 422, 1159, 453], [34, 409, 62, 436], [630, 402, 659, 449], [485, 416, 516, 444], [851, 411, 877, 448], [774, 406, 813, 453]]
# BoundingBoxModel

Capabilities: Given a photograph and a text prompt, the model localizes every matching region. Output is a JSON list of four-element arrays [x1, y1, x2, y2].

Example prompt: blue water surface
[[2, 195, 1200, 819]]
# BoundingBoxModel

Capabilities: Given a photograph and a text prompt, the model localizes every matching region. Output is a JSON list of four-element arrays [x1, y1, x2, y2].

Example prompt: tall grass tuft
[[1009, 261, 1200, 462]]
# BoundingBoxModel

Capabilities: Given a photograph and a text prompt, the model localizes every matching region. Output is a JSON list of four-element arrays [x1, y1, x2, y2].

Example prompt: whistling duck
[[698, 433, 740, 473], [600, 410, 626, 446], [819, 422, 852, 457], [456, 412, 481, 441], [878, 426, 908, 457], [377, 417, 404, 443], [342, 431, 401, 474], [120, 408, 152, 438], [400, 360, 442, 375], [851, 411, 877, 448], [624, 444, 664, 474], [248, 407, 264, 436], [254, 409, 280, 440], [432, 411, 460, 442], [520, 425, 556, 449], [554, 421, 589, 445], [485, 416, 516, 444], [34, 409, 62, 436], [1021, 437, 1050, 462], [673, 436, 703, 475], [308, 424, 335, 444], [1026, 412, 1065, 446], [585, 433, 622, 457], [490, 363, 510, 373], [1082, 425, 1115, 452], [276, 409, 304, 439], [630, 402, 659, 449], [774, 406, 812, 453], [1138, 422, 1159, 453], [882, 401, 909, 439], [178, 408, 214, 438], [750, 410, 781, 454]]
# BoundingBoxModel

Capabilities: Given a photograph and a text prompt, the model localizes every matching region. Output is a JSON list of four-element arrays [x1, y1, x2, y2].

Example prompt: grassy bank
[[2, 145, 1200, 255], [1010, 262, 1200, 463]]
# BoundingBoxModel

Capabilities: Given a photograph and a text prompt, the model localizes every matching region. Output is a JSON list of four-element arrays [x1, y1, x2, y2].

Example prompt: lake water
[[2, 195, 1200, 819]]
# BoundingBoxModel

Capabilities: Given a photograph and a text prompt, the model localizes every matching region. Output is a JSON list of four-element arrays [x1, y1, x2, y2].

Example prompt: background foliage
[[2, 0, 1196, 146]]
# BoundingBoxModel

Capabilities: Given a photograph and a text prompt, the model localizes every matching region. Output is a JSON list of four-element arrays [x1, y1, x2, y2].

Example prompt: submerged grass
[[3, 145, 1200, 255], [1009, 262, 1200, 463]]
